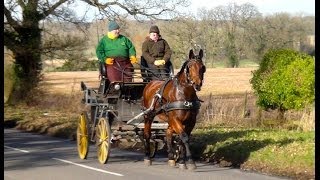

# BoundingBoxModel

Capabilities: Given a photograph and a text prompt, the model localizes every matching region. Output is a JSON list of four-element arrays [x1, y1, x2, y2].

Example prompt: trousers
[[106, 57, 133, 82]]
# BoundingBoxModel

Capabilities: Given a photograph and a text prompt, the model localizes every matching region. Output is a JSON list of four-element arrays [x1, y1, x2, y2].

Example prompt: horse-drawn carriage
[[77, 49, 206, 170]]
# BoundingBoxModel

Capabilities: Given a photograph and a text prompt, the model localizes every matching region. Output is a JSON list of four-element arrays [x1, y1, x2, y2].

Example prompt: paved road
[[4, 128, 288, 180]]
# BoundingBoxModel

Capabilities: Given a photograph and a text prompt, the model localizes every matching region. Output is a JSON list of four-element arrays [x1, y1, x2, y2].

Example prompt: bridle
[[145, 57, 205, 114], [184, 57, 205, 88]]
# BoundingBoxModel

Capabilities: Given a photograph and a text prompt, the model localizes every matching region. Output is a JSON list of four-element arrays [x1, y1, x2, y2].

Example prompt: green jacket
[[96, 35, 136, 63], [142, 36, 172, 64]]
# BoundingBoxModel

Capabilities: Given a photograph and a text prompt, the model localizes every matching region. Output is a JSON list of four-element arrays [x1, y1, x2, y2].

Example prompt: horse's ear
[[189, 49, 194, 59], [199, 49, 204, 59]]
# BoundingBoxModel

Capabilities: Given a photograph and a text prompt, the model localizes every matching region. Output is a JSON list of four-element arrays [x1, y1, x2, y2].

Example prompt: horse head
[[184, 49, 206, 91]]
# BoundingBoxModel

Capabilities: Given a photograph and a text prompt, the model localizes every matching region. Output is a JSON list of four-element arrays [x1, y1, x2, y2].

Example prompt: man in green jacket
[[142, 25, 172, 80], [96, 20, 137, 82]]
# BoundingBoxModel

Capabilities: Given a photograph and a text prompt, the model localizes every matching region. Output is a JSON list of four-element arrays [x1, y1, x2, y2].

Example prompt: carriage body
[[77, 62, 173, 163]]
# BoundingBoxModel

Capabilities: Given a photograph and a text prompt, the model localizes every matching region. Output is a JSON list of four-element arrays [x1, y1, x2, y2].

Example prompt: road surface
[[4, 128, 288, 180]]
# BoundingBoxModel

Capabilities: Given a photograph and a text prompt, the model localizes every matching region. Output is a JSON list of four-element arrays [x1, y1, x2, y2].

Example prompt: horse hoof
[[168, 160, 176, 167], [144, 159, 152, 166], [187, 163, 197, 171], [178, 163, 187, 170]]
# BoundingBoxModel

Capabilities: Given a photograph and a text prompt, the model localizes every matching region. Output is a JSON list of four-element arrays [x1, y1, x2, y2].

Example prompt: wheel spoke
[[96, 118, 111, 164], [77, 112, 89, 160]]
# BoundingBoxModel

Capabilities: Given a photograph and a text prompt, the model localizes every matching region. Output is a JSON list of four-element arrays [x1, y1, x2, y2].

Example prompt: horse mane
[[176, 60, 189, 76], [175, 48, 204, 78]]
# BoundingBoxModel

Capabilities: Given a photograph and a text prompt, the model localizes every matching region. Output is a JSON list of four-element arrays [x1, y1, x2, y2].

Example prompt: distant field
[[39, 67, 257, 96]]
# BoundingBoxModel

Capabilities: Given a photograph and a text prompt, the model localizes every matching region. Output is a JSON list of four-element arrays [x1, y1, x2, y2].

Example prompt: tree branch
[[81, 0, 186, 20], [41, 0, 69, 19], [4, 5, 21, 31], [16, 0, 26, 9]]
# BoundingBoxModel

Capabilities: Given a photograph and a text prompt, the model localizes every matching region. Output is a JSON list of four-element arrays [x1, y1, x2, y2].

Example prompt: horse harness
[[151, 65, 202, 114]]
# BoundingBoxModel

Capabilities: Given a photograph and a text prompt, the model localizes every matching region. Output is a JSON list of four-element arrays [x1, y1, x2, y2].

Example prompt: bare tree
[[244, 13, 315, 62], [208, 3, 260, 67], [197, 8, 226, 67], [163, 16, 202, 67], [4, 0, 190, 103]]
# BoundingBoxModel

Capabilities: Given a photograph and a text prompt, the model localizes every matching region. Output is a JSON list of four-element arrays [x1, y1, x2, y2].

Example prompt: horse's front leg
[[166, 126, 175, 167], [179, 132, 196, 170], [176, 137, 186, 169], [143, 115, 153, 166]]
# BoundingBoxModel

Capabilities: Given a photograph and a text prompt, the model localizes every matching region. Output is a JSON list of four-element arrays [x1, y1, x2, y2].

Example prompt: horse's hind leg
[[143, 115, 153, 166], [166, 127, 175, 167]]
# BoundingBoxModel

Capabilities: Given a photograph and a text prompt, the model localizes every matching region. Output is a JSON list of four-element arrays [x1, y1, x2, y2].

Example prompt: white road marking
[[23, 140, 71, 145], [52, 158, 124, 177], [4, 145, 30, 153]]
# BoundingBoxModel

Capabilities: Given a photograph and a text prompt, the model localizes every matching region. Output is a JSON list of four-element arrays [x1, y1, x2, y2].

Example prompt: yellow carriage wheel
[[77, 112, 89, 159], [96, 117, 111, 164]]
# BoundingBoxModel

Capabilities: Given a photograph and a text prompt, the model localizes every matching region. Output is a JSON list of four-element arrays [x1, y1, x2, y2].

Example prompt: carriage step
[[112, 130, 136, 136], [111, 123, 168, 131], [111, 124, 136, 131], [134, 123, 168, 129]]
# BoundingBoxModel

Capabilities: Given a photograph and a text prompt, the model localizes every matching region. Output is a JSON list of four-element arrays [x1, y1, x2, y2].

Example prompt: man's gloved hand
[[154, 59, 165, 66], [159, 60, 166, 65], [130, 56, 138, 64], [105, 57, 114, 65]]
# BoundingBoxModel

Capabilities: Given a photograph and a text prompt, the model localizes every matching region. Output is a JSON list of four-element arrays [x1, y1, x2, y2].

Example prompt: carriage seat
[[98, 62, 110, 94], [140, 56, 174, 82], [99, 61, 107, 78]]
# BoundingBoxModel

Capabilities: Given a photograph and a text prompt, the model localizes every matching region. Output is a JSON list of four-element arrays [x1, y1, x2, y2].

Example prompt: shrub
[[250, 49, 314, 116], [55, 59, 99, 71], [4, 62, 15, 103], [4, 51, 16, 103]]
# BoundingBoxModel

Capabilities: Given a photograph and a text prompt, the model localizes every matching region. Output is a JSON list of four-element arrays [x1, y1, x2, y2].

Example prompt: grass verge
[[190, 126, 315, 179]]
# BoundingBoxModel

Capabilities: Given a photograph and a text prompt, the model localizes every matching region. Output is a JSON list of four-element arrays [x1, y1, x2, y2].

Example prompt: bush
[[55, 59, 99, 71], [250, 49, 314, 114], [4, 51, 16, 103], [4, 62, 15, 103]]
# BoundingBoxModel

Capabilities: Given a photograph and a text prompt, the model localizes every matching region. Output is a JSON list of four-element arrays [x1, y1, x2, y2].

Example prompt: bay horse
[[142, 49, 206, 170]]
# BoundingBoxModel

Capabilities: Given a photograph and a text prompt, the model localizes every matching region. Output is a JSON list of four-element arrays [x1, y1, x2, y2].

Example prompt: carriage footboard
[[81, 81, 99, 105]]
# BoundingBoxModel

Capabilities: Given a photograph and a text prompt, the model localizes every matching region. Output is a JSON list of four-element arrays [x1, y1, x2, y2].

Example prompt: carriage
[[77, 49, 206, 169], [76, 57, 175, 164]]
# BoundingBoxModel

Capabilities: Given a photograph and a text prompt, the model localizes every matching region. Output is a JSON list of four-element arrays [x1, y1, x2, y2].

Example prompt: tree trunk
[[8, 26, 42, 103], [226, 33, 239, 68]]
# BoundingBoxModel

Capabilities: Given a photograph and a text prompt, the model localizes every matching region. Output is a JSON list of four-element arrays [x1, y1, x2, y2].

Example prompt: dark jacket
[[142, 36, 172, 64]]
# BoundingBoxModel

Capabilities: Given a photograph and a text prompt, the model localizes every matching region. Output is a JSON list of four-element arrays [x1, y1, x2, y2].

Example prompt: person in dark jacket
[[142, 25, 172, 80], [96, 20, 138, 82]]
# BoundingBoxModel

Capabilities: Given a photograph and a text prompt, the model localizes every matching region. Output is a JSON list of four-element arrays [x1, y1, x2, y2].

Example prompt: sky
[[190, 0, 315, 16], [74, 0, 315, 21]]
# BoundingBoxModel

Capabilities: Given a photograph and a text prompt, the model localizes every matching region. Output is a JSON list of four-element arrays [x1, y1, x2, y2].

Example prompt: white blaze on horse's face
[[187, 49, 206, 91], [188, 60, 205, 92]]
